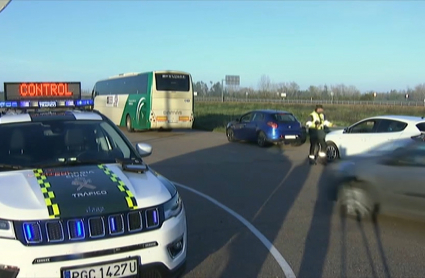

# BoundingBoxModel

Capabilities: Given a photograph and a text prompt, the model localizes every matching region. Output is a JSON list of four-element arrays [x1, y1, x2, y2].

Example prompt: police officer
[[305, 104, 334, 164]]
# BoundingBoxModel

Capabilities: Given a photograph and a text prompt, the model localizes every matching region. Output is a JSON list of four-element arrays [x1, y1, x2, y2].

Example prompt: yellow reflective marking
[[98, 164, 138, 210], [125, 197, 134, 208], [33, 169, 60, 218], [52, 204, 59, 215]]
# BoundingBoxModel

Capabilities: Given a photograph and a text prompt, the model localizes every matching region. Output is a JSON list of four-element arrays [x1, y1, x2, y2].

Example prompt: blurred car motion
[[325, 115, 425, 162], [225, 109, 307, 147], [329, 135, 425, 222]]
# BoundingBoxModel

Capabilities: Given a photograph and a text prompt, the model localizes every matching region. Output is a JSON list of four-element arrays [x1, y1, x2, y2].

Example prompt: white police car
[[0, 82, 187, 278]]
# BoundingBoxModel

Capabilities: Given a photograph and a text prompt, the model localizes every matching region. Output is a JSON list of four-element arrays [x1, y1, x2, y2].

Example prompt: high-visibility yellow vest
[[309, 111, 325, 130]]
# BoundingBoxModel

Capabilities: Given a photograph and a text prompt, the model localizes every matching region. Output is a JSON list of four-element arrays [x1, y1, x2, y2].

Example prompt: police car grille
[[23, 222, 42, 243], [46, 221, 64, 242], [17, 207, 162, 245], [146, 208, 160, 228], [128, 211, 142, 231], [68, 219, 85, 240], [108, 214, 124, 235], [88, 217, 105, 237]]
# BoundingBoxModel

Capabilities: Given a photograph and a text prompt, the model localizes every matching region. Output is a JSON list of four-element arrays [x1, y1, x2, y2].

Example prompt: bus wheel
[[126, 115, 134, 132]]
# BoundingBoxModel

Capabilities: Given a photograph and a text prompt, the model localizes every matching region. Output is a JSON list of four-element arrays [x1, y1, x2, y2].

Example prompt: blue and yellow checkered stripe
[[98, 164, 138, 210], [33, 169, 60, 218]]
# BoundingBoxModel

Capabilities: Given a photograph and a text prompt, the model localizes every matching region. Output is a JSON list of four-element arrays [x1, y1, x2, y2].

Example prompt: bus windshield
[[155, 73, 190, 92]]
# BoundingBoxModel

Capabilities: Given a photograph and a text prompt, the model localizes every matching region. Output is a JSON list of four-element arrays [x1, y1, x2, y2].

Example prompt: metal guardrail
[[194, 97, 425, 107]]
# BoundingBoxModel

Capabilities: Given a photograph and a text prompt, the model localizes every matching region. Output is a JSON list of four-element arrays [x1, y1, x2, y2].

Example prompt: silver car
[[329, 136, 425, 222]]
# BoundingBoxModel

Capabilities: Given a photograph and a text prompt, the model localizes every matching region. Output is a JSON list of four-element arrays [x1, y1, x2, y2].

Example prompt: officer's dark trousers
[[309, 129, 327, 156]]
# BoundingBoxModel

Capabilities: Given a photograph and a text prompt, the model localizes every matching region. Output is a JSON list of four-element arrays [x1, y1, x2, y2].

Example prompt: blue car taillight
[[267, 122, 278, 129]]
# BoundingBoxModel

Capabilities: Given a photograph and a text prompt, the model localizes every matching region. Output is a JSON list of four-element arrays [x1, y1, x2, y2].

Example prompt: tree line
[[193, 75, 425, 102], [2, 77, 424, 102]]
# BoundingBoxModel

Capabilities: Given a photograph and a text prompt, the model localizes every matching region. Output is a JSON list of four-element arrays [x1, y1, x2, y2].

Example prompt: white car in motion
[[325, 115, 425, 161]]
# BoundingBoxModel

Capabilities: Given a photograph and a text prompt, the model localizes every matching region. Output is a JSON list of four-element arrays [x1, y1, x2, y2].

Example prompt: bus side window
[[96, 82, 106, 95], [136, 74, 148, 94]]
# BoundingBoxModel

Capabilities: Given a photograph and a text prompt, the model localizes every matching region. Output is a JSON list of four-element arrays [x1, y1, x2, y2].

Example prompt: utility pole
[[221, 79, 224, 102]]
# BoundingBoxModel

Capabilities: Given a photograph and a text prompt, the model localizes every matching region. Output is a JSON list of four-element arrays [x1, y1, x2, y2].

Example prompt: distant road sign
[[225, 75, 240, 86], [0, 0, 12, 14]]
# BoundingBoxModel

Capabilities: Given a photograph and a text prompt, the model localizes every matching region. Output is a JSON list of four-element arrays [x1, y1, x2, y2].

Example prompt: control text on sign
[[3, 82, 82, 101], [20, 83, 73, 98]]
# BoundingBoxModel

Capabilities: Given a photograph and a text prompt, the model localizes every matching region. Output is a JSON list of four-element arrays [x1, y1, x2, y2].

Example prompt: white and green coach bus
[[91, 70, 194, 132]]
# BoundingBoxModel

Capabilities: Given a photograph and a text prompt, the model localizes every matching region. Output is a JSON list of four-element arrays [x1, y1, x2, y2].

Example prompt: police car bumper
[[0, 206, 187, 278]]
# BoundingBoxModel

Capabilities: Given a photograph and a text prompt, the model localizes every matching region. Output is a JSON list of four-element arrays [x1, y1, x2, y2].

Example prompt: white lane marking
[[173, 182, 297, 278]]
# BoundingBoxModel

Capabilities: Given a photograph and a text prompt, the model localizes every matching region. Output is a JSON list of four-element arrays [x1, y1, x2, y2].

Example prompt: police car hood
[[0, 164, 173, 221]]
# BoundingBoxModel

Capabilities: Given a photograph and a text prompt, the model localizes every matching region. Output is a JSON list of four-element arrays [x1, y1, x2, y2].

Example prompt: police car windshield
[[0, 119, 137, 170]]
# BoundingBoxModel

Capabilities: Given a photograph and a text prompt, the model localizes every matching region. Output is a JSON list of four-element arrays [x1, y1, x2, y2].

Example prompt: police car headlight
[[0, 219, 15, 239], [164, 192, 183, 220]]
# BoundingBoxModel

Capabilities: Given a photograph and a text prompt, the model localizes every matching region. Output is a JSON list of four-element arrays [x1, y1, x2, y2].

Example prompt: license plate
[[62, 257, 139, 278], [285, 135, 296, 139]]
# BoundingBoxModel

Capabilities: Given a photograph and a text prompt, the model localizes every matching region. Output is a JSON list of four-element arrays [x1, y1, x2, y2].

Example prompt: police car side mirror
[[136, 143, 152, 157], [343, 127, 348, 133]]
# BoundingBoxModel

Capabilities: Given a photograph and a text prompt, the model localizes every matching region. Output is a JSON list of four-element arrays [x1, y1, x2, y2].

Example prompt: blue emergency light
[[0, 99, 94, 109]]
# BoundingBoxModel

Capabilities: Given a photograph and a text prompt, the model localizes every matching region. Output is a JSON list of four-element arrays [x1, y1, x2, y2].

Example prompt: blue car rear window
[[273, 113, 297, 122]]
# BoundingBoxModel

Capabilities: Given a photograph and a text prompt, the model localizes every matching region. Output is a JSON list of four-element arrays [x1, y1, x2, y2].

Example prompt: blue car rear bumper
[[266, 127, 307, 144]]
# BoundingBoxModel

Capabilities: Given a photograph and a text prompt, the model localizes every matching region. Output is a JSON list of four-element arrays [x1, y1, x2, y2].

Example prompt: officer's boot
[[308, 155, 316, 165], [317, 151, 327, 165]]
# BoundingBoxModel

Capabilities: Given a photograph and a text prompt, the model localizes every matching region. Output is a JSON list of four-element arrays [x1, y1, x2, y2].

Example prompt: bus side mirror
[[0, 0, 12, 13]]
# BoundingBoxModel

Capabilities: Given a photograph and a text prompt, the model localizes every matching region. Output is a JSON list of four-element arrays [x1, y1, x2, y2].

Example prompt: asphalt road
[[123, 128, 425, 278]]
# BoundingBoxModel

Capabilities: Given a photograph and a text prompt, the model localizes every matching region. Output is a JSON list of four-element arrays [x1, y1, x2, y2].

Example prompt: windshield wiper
[[35, 157, 144, 169], [36, 159, 115, 169], [116, 158, 148, 173], [0, 164, 26, 170]]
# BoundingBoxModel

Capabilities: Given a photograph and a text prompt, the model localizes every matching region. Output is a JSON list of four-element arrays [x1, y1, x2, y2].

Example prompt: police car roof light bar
[[0, 99, 94, 110]]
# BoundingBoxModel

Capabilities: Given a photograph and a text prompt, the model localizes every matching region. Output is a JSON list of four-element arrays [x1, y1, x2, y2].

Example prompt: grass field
[[193, 101, 425, 132]]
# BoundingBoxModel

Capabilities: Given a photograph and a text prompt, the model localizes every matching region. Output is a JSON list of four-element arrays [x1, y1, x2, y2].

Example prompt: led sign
[[4, 82, 81, 101]]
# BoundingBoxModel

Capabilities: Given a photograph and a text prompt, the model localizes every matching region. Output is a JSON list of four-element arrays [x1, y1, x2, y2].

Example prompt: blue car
[[225, 109, 307, 147]]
